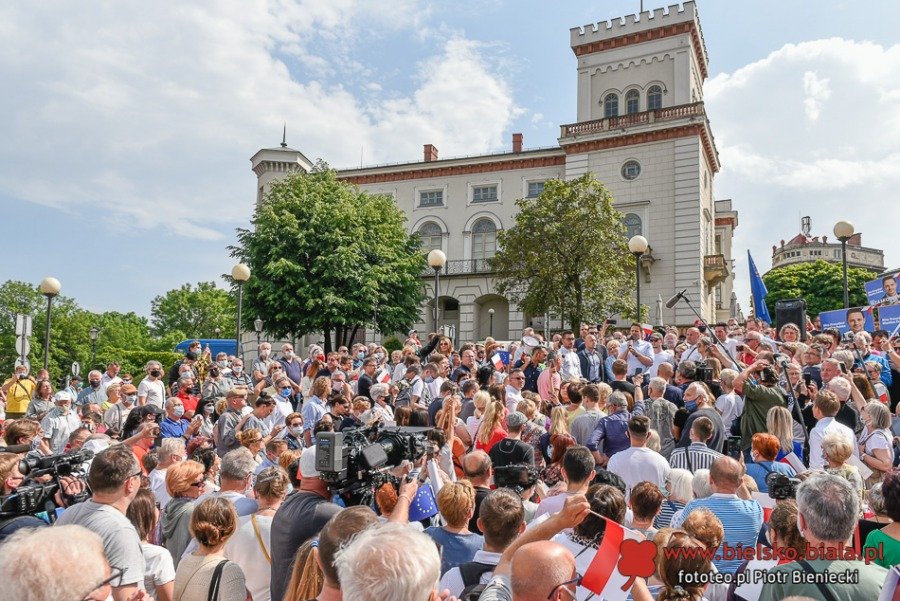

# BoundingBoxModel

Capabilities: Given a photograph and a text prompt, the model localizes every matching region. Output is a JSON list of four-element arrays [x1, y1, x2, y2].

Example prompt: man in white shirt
[[137, 360, 167, 409], [148, 438, 185, 509], [99, 361, 122, 399], [618, 323, 654, 376], [534, 446, 596, 519], [558, 331, 582, 381], [647, 333, 675, 378], [808, 389, 858, 470], [504, 369, 525, 413], [607, 415, 670, 499], [680, 327, 705, 363], [713, 323, 739, 358], [41, 391, 82, 454]]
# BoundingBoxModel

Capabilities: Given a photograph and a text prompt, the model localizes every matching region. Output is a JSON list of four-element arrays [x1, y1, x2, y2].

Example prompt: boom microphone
[[665, 290, 687, 309]]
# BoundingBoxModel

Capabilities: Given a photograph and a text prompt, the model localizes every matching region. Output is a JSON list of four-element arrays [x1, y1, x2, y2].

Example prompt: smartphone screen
[[634, 367, 643, 375], [839, 363, 848, 374], [803, 374, 812, 386]]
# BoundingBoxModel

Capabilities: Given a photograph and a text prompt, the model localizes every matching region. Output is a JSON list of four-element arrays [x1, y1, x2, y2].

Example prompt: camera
[[493, 464, 538, 494], [316, 424, 430, 504], [0, 449, 93, 520], [766, 471, 801, 500], [724, 436, 742, 460], [694, 361, 714, 384]]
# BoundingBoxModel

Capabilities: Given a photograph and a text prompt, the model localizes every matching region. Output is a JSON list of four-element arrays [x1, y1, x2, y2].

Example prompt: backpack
[[458, 561, 495, 601], [395, 377, 430, 408]]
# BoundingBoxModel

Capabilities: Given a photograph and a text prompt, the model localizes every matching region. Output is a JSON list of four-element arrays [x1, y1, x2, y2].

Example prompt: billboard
[[818, 306, 875, 335], [865, 274, 900, 306], [877, 304, 900, 337]]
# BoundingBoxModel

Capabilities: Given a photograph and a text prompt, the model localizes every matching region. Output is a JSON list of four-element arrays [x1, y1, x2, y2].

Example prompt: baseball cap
[[299, 446, 320, 478], [507, 411, 527, 429], [53, 391, 73, 403]]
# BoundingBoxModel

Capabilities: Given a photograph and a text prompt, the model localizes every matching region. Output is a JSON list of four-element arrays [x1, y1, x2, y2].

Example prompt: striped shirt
[[669, 442, 724, 473], [655, 499, 684, 529], [674, 494, 763, 574]]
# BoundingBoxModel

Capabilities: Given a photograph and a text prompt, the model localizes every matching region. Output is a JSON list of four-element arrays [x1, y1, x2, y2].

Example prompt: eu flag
[[748, 251, 772, 324]]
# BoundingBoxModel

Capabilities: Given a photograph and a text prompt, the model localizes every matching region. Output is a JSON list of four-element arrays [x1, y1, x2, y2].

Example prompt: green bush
[[382, 335, 403, 354]]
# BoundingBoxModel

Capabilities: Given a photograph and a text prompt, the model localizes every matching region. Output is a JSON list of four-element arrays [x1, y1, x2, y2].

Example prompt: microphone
[[665, 290, 687, 309]]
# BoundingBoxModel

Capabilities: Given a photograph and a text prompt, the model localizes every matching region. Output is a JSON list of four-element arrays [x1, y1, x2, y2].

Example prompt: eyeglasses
[[127, 470, 143, 480], [79, 565, 123, 601], [547, 573, 582, 599]]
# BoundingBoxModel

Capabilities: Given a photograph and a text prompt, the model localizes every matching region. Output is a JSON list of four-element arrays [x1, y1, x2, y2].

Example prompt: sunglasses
[[79, 566, 124, 601], [547, 573, 582, 599]]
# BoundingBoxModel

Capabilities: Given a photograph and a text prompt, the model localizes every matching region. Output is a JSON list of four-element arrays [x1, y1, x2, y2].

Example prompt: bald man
[[461, 450, 493, 534], [479, 495, 590, 601]]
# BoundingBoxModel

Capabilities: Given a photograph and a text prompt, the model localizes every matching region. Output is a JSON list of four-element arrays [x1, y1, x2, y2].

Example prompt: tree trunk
[[349, 324, 360, 346], [323, 326, 333, 354]]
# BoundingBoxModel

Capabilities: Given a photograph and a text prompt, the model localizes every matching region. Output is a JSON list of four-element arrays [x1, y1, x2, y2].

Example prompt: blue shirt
[[159, 417, 188, 439], [425, 526, 484, 576], [745, 460, 795, 492], [301, 395, 328, 433], [587, 400, 645, 457], [674, 494, 763, 574]]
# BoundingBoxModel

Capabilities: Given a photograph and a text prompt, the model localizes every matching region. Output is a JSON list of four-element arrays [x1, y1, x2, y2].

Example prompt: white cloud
[[0, 1, 517, 239], [706, 38, 900, 310]]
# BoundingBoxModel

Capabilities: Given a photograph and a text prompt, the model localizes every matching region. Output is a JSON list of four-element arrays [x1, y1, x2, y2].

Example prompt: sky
[[1, 0, 898, 318]]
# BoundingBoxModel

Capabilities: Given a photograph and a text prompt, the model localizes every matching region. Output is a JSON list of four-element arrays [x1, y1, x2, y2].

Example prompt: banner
[[877, 304, 900, 335], [866, 274, 900, 306], [818, 306, 875, 335]]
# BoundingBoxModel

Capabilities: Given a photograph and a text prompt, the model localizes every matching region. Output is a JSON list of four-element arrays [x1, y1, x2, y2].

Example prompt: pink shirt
[[537, 369, 561, 402]]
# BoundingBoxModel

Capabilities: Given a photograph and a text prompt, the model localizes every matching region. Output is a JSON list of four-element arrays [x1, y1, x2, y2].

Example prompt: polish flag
[[491, 353, 504, 370], [554, 518, 647, 601], [375, 369, 391, 384], [779, 452, 806, 474], [641, 324, 654, 339], [752, 492, 776, 522]]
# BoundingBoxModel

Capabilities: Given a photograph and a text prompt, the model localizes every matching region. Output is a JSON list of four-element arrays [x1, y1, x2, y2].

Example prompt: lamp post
[[627, 235, 649, 322], [254, 317, 264, 347], [231, 263, 251, 358], [488, 308, 495, 338], [89, 326, 100, 368], [833, 220, 855, 309], [39, 277, 61, 371], [427, 249, 447, 333]]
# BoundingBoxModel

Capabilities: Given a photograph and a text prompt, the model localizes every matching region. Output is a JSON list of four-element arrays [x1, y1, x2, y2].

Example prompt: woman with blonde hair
[[465, 390, 492, 440], [822, 433, 864, 505], [173, 497, 246, 601], [436, 397, 468, 476], [766, 405, 803, 460], [237, 428, 264, 464], [299, 359, 323, 400], [517, 397, 547, 468], [225, 467, 290, 601], [161, 460, 208, 568], [858, 401, 893, 486], [474, 399, 507, 453]]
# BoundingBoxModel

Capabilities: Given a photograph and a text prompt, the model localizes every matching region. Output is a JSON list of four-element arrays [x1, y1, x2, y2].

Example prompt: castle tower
[[559, 1, 731, 323], [249, 127, 314, 206]]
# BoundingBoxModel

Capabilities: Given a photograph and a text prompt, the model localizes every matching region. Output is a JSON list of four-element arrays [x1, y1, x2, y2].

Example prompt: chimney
[[512, 132, 523, 153], [849, 233, 862, 246], [423, 144, 438, 162]]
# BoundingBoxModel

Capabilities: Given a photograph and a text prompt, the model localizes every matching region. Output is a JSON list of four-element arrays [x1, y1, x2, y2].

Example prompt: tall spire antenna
[[281, 123, 287, 148]]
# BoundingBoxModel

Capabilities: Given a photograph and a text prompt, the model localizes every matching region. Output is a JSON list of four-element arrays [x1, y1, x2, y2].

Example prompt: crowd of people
[[1, 317, 900, 600]]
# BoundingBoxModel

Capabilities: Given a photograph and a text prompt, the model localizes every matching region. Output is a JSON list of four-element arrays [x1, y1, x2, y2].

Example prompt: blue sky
[[1, 0, 897, 317]]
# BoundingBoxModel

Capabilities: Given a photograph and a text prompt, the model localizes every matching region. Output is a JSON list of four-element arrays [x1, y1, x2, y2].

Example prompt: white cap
[[53, 391, 74, 403], [299, 446, 320, 479]]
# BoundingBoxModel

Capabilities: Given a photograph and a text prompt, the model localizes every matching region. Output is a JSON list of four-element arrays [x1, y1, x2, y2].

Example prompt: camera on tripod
[[766, 471, 800, 500], [315, 424, 430, 503], [0, 449, 93, 520], [694, 361, 715, 384]]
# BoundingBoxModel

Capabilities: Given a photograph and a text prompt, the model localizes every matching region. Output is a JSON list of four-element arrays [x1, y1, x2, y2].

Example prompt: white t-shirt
[[715, 392, 744, 430], [141, 542, 175, 599], [138, 378, 166, 409], [648, 351, 675, 378], [533, 492, 568, 520], [606, 446, 670, 499], [149, 467, 171, 509], [224, 514, 274, 601]]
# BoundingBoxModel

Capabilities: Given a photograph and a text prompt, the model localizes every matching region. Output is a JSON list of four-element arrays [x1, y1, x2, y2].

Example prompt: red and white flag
[[641, 324, 654, 339], [779, 451, 806, 474], [554, 518, 649, 601], [375, 369, 391, 384], [752, 491, 776, 522], [491, 353, 504, 370]]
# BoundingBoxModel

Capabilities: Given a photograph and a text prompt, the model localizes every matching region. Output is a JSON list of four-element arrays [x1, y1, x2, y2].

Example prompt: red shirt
[[177, 389, 199, 415], [475, 428, 508, 454]]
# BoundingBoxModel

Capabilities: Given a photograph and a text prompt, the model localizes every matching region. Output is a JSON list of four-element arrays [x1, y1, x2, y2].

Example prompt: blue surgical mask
[[281, 387, 292, 398], [685, 400, 697, 412], [357, 351, 365, 360], [173, 405, 185, 418]]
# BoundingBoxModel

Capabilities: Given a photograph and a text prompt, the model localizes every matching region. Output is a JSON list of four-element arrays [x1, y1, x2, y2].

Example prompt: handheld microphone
[[665, 289, 687, 309]]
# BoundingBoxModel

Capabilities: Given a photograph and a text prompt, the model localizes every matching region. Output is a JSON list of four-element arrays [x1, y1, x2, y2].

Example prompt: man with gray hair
[[759, 473, 888, 600], [76, 369, 106, 406], [587, 388, 646, 467], [645, 377, 678, 458], [148, 437, 186, 509], [200, 447, 259, 515], [361, 382, 393, 423]]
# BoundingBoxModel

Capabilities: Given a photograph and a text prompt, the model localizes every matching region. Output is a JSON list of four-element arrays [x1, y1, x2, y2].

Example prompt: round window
[[621, 160, 641, 181]]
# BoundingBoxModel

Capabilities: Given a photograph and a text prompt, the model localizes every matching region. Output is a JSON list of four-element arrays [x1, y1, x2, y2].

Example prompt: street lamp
[[89, 326, 100, 368], [488, 308, 495, 338], [427, 249, 447, 333], [254, 317, 264, 347], [214, 327, 221, 339], [628, 235, 649, 322], [39, 277, 61, 371], [231, 263, 251, 358], [833, 220, 855, 309]]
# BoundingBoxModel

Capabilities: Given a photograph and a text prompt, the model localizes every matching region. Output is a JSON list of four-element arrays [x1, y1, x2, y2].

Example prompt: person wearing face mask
[[283, 412, 305, 450], [104, 383, 138, 434], [201, 363, 233, 413], [252, 343, 274, 385], [161, 397, 203, 440], [214, 352, 233, 377], [75, 370, 105, 407], [2, 365, 37, 419], [40, 391, 81, 454], [138, 360, 167, 409], [278, 344, 303, 400], [227, 358, 252, 387]]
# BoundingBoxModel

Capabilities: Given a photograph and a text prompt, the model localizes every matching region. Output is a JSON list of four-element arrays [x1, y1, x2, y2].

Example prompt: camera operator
[[0, 452, 46, 539], [733, 358, 797, 461]]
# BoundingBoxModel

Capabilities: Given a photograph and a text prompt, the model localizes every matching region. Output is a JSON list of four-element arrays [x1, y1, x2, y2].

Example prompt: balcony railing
[[422, 259, 495, 277], [703, 254, 729, 287], [560, 102, 707, 138]]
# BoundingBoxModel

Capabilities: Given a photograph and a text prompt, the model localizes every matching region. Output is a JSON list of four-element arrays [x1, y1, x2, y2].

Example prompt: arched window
[[625, 90, 640, 114], [417, 222, 443, 251], [604, 93, 619, 118], [472, 218, 497, 261], [647, 85, 663, 110], [623, 213, 642, 238]]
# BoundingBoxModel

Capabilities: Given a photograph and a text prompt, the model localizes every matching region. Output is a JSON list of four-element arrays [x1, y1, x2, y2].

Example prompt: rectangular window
[[527, 182, 545, 198], [419, 190, 443, 207], [472, 185, 498, 203]]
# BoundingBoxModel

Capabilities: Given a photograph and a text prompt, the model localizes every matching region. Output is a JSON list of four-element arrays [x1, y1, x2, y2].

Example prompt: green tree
[[150, 282, 236, 340], [492, 173, 634, 330], [762, 260, 872, 321], [230, 164, 425, 352]]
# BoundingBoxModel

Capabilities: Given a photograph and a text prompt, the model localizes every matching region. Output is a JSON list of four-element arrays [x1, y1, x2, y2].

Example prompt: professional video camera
[[316, 424, 430, 504], [766, 471, 801, 501], [493, 464, 539, 495], [0, 449, 93, 521], [694, 361, 715, 384]]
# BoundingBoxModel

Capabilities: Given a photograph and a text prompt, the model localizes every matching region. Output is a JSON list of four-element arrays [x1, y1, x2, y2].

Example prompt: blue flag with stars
[[748, 250, 772, 324]]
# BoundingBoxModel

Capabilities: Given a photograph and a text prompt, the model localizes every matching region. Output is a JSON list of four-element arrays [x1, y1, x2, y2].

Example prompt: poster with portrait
[[877, 304, 900, 337], [865, 273, 900, 306], [818, 306, 875, 335]]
